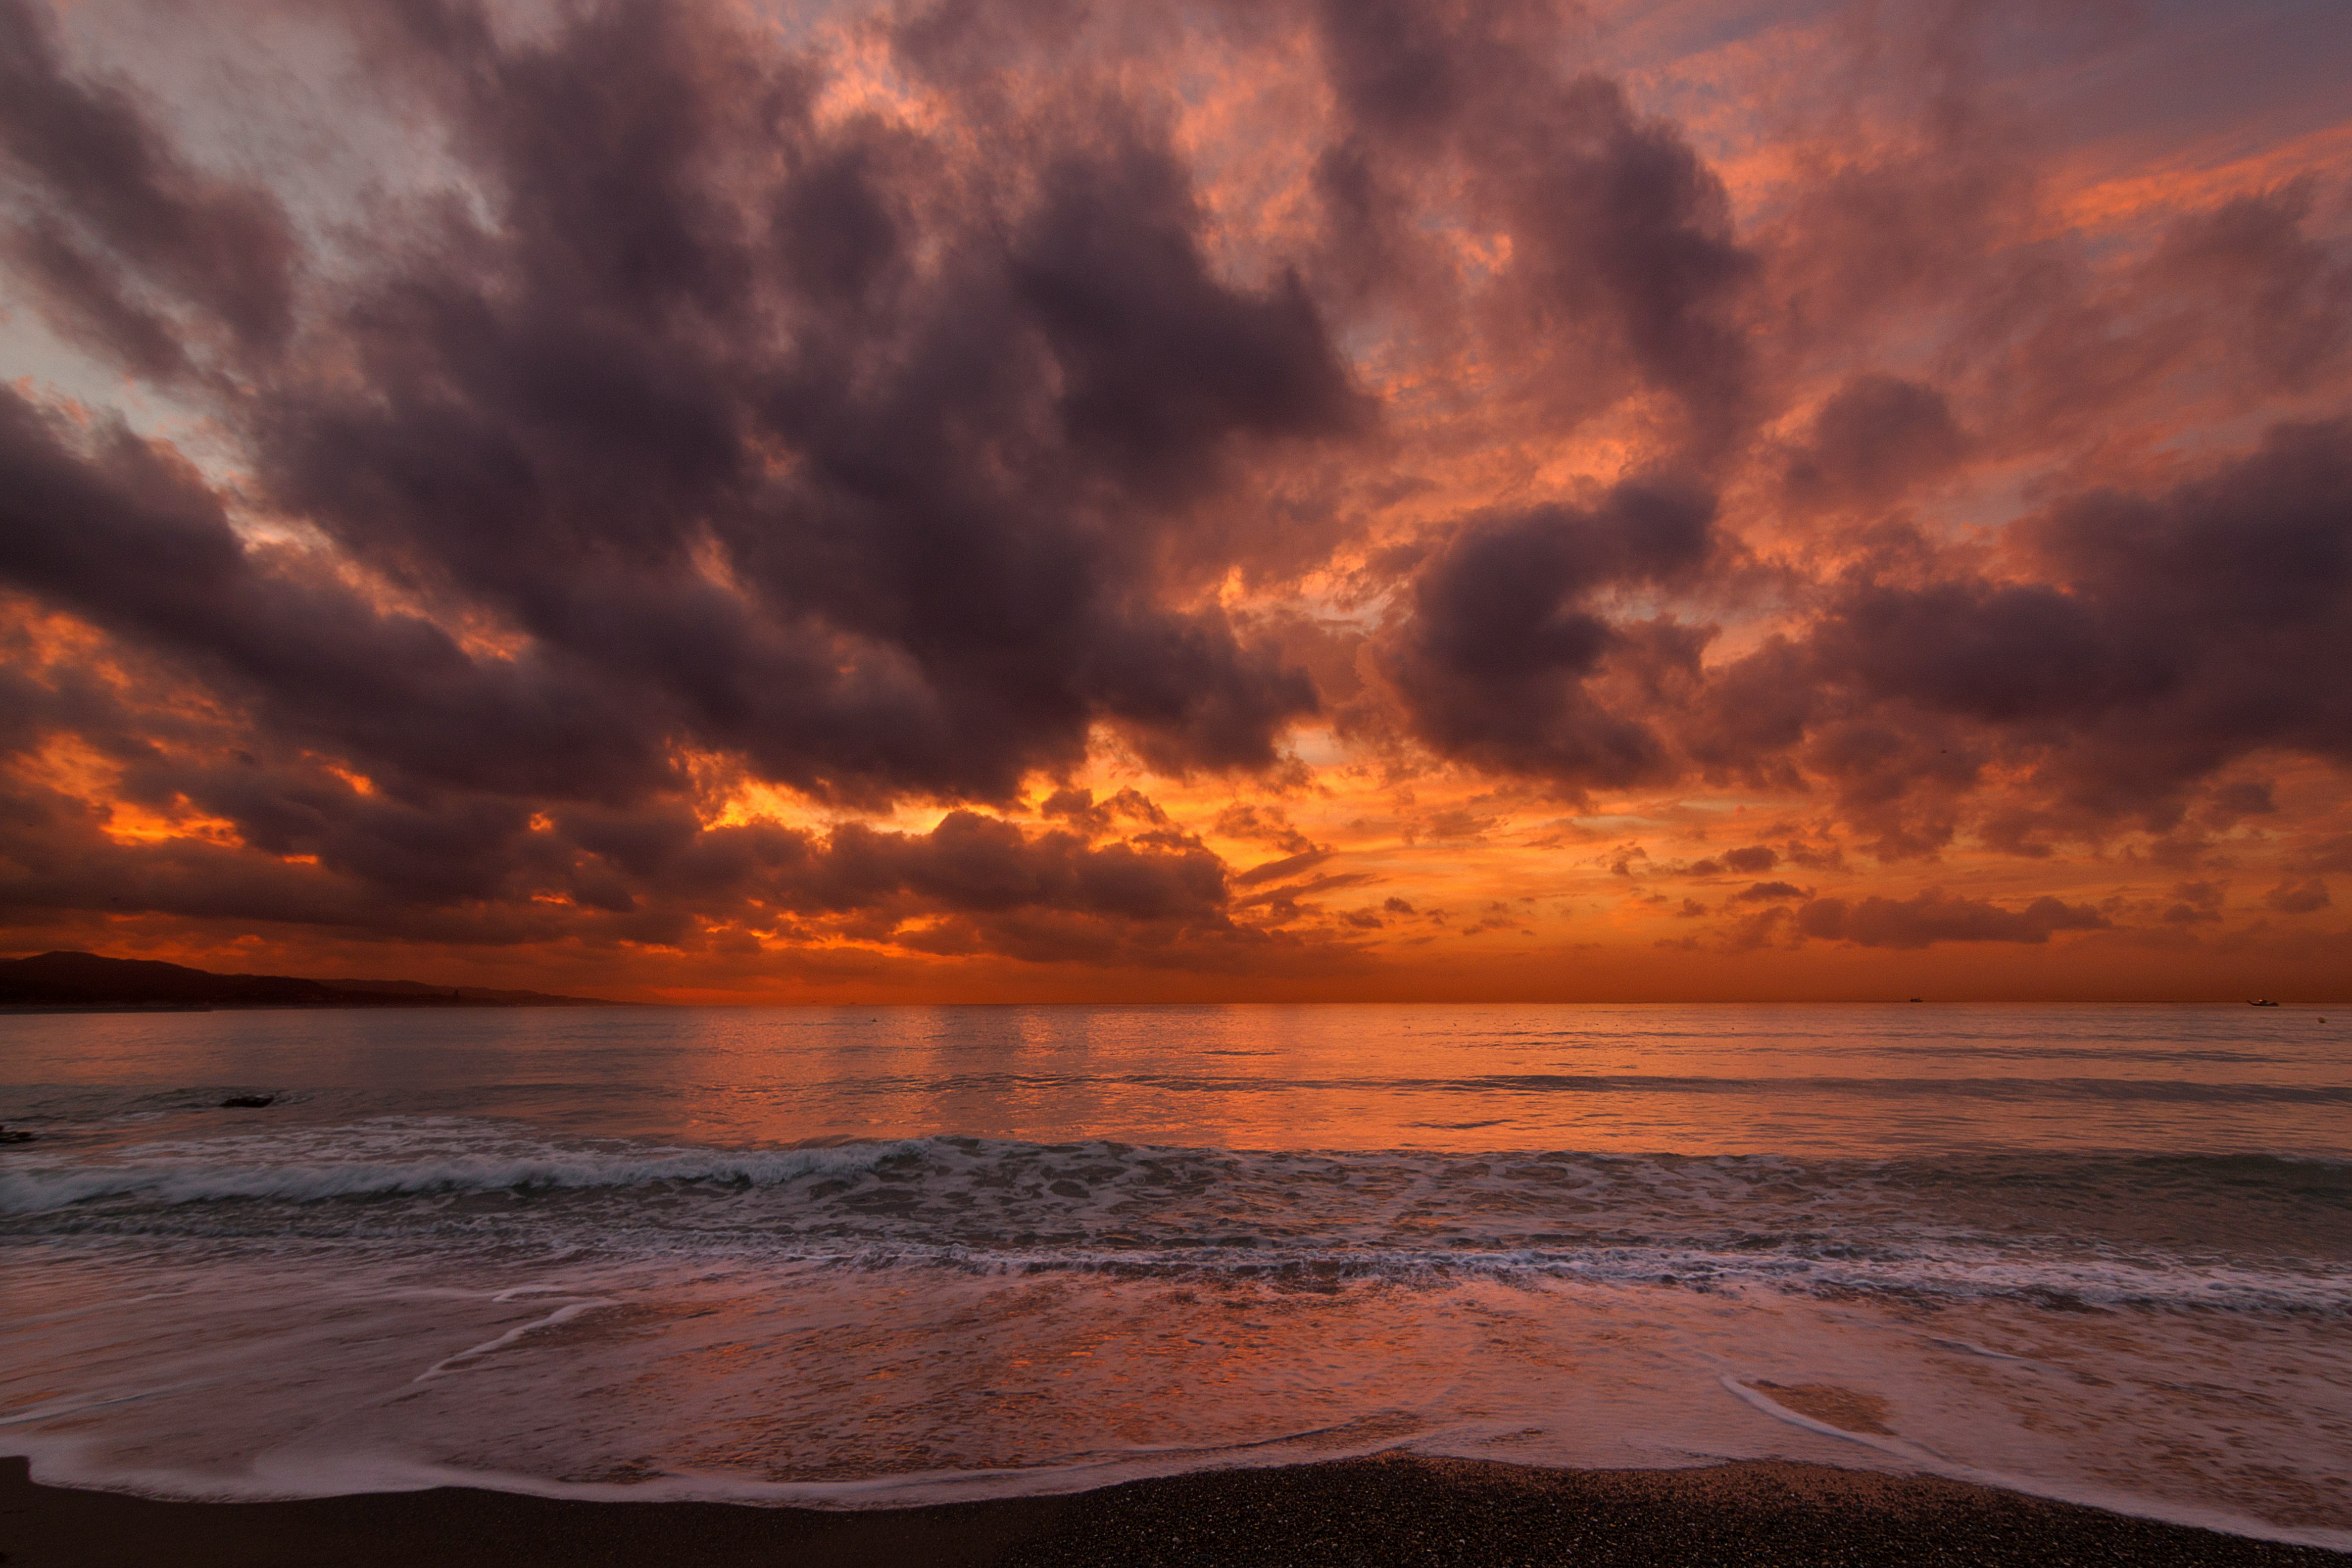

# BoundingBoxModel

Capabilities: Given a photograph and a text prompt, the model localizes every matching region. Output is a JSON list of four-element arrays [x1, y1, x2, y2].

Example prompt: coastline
[[7, 1453, 2345, 1567]]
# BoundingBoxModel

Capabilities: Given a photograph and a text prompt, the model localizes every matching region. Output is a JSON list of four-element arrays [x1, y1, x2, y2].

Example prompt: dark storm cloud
[[1039, 786, 1172, 838], [1386, 413, 2352, 848], [606, 806, 1271, 966], [2, 0, 2350, 972], [1803, 418, 2352, 823], [0, 0, 295, 376], [0, 389, 673, 803], [1312, 0, 1756, 450], [1214, 803, 1317, 855], [2137, 180, 2352, 397], [1782, 375, 1968, 510], [774, 811, 1226, 924], [0, 0, 1360, 962], [5, 0, 1341, 820], [2263, 879, 2331, 916], [1795, 890, 2108, 948], [1385, 480, 1716, 790], [2307, 837, 2352, 875], [0, 765, 1264, 964], [1011, 136, 1365, 484]]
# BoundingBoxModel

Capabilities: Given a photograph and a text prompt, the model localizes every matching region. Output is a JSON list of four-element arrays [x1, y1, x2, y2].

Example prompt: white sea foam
[[6, 1122, 2348, 1311], [415, 1297, 616, 1380]]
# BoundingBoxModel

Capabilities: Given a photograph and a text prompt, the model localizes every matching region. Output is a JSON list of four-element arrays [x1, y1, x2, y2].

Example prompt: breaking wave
[[6, 1120, 2346, 1313]]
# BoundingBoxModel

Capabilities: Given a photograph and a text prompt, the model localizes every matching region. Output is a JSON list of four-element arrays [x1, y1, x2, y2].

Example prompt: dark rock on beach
[[218, 1095, 276, 1109]]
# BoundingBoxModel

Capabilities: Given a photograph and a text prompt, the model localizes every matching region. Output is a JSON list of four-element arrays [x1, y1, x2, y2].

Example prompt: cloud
[[2264, 879, 2331, 915], [1804, 418, 2352, 825], [6, 0, 1345, 816], [0, 0, 295, 376], [2163, 882, 2226, 925], [1796, 891, 2109, 949], [1011, 135, 1368, 482], [0, 0, 2348, 989], [1311, 0, 1756, 449], [1384, 480, 1716, 792], [1215, 802, 1317, 855], [1231, 848, 1336, 888], [1043, 786, 1172, 837], [0, 392, 677, 806], [1782, 375, 1968, 511], [0, 762, 1341, 969], [791, 811, 1225, 924]]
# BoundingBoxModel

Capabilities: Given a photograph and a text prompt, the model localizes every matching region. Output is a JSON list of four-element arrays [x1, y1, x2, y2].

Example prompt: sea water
[[2, 1003, 2348, 1545]]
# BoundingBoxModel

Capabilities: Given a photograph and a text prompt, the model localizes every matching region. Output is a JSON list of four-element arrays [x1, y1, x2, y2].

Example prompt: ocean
[[2, 1003, 2348, 1547]]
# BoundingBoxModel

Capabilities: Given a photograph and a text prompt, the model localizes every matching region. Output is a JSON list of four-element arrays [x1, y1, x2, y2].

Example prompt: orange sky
[[1, 0, 2348, 1001]]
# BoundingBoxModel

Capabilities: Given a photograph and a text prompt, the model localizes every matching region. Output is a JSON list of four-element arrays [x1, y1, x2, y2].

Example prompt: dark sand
[[4, 1452, 2344, 1567]]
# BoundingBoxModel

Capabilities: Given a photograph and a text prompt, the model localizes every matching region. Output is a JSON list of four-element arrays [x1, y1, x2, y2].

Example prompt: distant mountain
[[0, 951, 613, 1009]]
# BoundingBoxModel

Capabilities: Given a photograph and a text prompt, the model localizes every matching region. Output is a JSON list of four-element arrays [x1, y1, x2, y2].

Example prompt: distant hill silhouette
[[0, 951, 612, 1009]]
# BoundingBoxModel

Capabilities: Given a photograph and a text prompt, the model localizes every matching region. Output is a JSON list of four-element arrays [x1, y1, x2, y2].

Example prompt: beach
[[8, 1452, 2349, 1567], [6, 1004, 2349, 1553]]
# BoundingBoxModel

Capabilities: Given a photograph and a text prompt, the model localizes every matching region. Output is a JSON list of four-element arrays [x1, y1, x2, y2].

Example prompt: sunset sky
[[2, 0, 2348, 1002]]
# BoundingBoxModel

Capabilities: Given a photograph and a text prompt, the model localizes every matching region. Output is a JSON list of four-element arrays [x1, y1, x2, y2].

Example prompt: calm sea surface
[[3, 1004, 2348, 1544]]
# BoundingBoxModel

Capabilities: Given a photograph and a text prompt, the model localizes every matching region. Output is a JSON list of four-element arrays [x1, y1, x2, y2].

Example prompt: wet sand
[[5, 1452, 2345, 1567]]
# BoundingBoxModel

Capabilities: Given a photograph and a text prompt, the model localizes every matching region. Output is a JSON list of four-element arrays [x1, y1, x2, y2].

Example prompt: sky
[[0, 0, 2348, 1002]]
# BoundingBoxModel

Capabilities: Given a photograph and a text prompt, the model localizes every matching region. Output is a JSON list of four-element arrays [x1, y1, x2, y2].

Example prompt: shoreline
[[7, 1453, 2346, 1567]]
